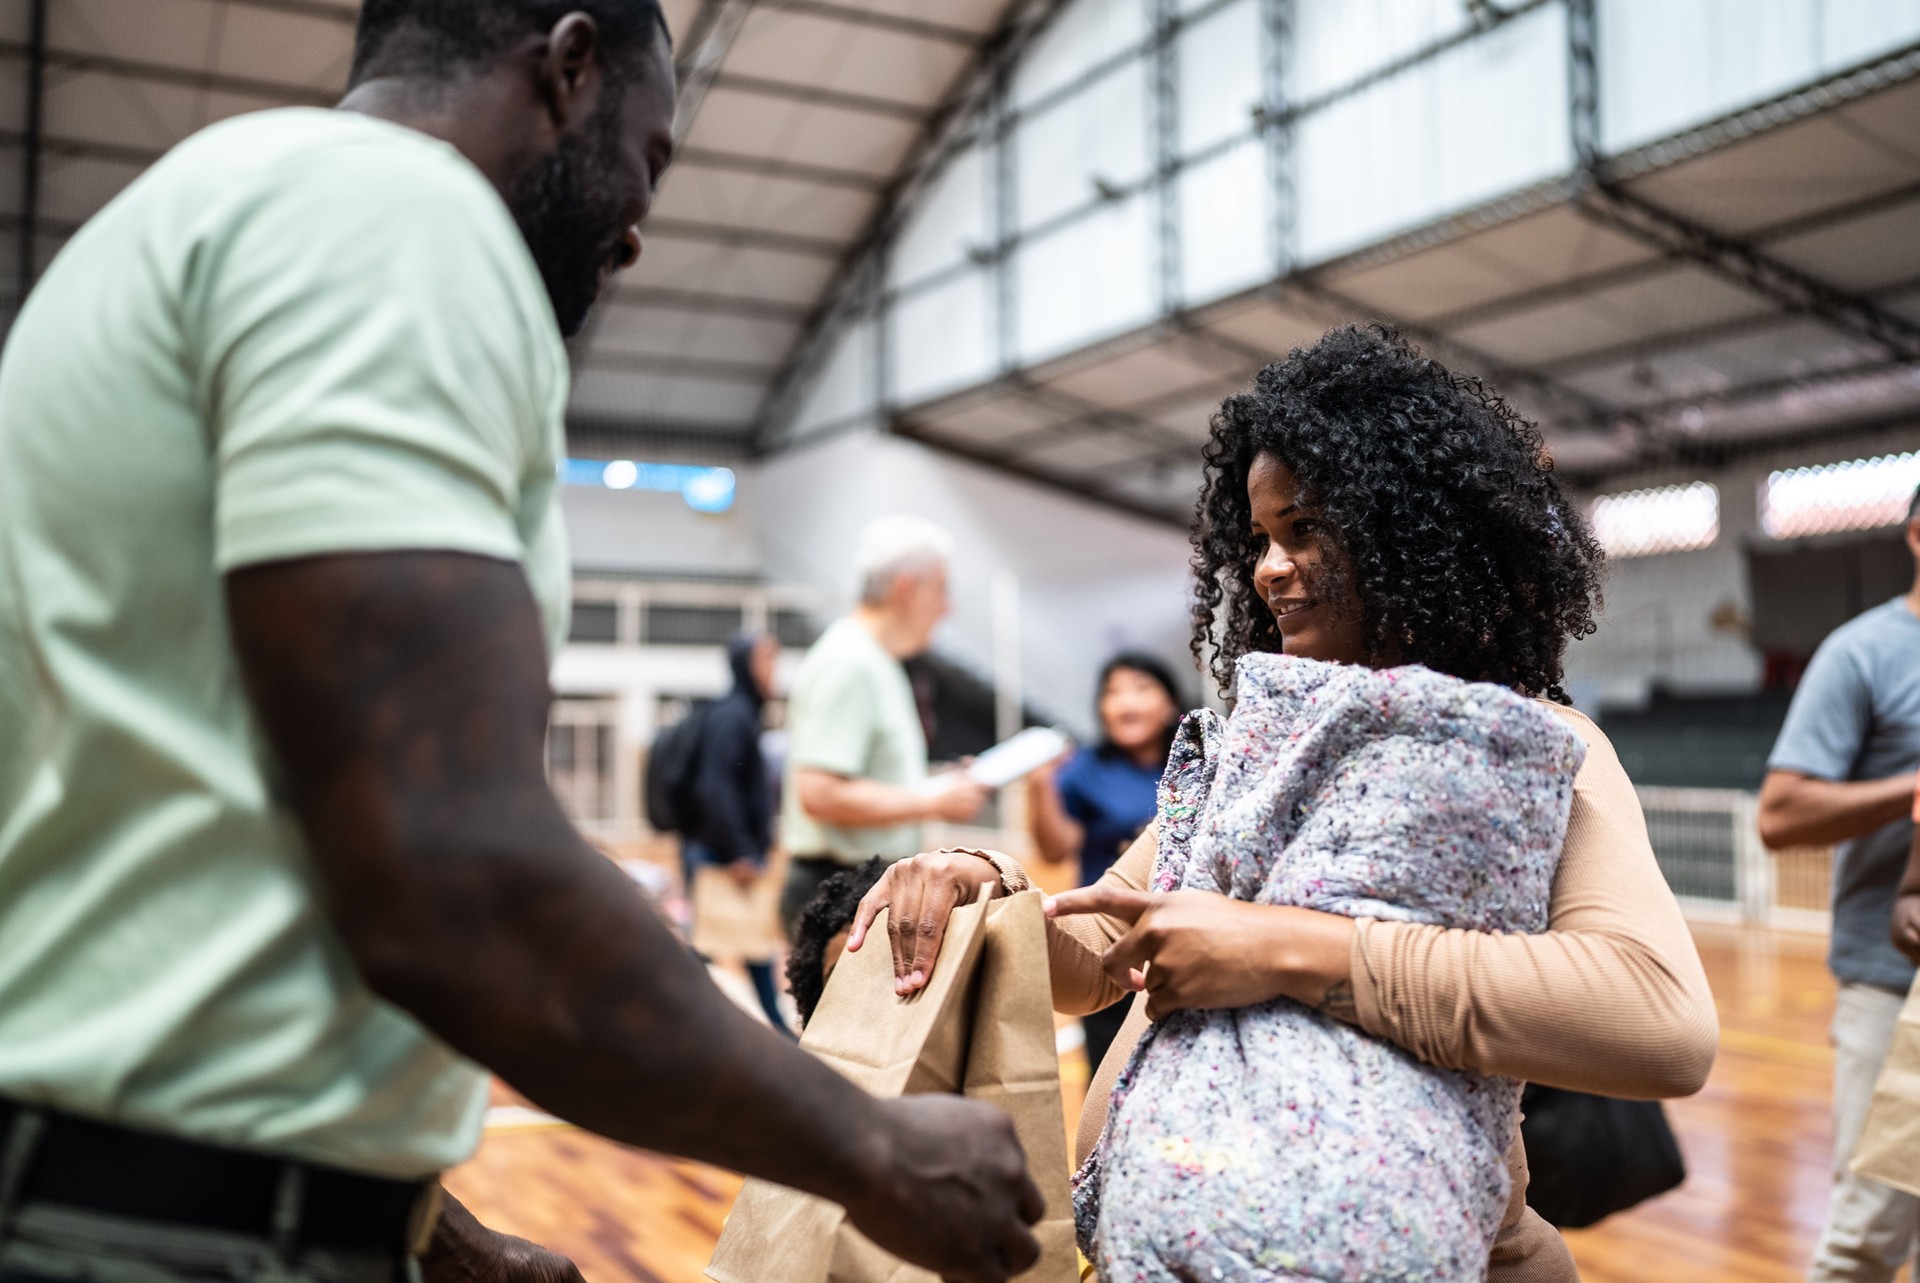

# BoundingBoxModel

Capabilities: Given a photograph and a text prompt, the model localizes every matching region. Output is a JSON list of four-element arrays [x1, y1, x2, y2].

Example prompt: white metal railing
[[1637, 786, 1831, 932], [568, 577, 825, 649], [544, 739, 1834, 932]]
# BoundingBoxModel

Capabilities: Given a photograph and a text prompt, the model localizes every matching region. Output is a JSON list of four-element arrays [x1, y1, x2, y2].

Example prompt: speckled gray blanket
[[1075, 654, 1585, 1281]]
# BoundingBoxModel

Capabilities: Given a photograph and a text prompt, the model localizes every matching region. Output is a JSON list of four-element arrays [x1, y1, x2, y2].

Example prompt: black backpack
[[1520, 1084, 1687, 1228], [644, 703, 711, 834]]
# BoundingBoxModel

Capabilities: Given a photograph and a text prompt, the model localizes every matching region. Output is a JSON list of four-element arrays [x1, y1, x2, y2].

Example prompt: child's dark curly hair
[[785, 858, 888, 1027], [1189, 325, 1604, 702]]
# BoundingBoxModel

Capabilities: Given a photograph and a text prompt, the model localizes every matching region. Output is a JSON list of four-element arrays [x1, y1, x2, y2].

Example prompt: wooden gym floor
[[446, 921, 1847, 1282]]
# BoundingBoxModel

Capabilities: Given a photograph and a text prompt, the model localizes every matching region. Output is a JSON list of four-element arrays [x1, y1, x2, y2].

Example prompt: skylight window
[[1589, 482, 1720, 558], [1761, 450, 1920, 539]]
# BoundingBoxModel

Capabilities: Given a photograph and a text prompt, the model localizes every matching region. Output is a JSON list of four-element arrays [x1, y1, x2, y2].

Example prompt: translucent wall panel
[[1296, 2, 1570, 265], [1600, 0, 1920, 153], [793, 318, 877, 435], [890, 269, 995, 405], [1014, 193, 1156, 364], [1821, 0, 1920, 70], [1294, 0, 1477, 102], [1179, 138, 1271, 304], [1015, 58, 1151, 231], [888, 147, 987, 293], [1178, 0, 1262, 157], [1013, 0, 1149, 109]]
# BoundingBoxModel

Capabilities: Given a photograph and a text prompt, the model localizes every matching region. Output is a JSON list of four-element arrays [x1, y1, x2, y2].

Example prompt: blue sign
[[559, 458, 737, 513]]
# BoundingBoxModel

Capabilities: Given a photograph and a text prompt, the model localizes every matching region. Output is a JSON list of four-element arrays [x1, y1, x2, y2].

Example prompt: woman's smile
[[1267, 596, 1316, 624]]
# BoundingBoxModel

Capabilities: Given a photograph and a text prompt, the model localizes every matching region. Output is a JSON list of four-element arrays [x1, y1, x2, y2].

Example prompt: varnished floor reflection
[[446, 922, 1846, 1282]]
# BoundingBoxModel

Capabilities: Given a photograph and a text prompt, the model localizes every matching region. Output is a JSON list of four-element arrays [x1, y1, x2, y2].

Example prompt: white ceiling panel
[[680, 87, 922, 175], [626, 236, 838, 304], [1100, 462, 1205, 515], [1011, 426, 1169, 474], [579, 307, 802, 365], [36, 154, 142, 226], [1333, 205, 1662, 326], [1199, 298, 1341, 358], [43, 70, 297, 153], [824, 0, 1006, 34], [569, 366, 766, 426], [1834, 78, 1920, 171], [1537, 430, 1637, 474], [646, 163, 878, 242], [210, 9, 355, 89], [1148, 387, 1238, 443], [1625, 109, 1920, 235], [1764, 194, 1920, 294], [910, 390, 1068, 445], [1453, 263, 1772, 369], [1039, 340, 1236, 410], [1889, 282, 1920, 324], [725, 10, 973, 107], [1560, 316, 1884, 410]]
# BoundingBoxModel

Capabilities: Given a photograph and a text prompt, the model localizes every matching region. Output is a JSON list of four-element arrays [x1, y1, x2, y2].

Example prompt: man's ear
[[538, 12, 605, 133]]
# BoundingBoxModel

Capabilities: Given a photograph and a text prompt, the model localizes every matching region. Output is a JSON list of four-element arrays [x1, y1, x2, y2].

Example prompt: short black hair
[[351, 1, 668, 88], [1190, 324, 1605, 703], [785, 858, 888, 1027]]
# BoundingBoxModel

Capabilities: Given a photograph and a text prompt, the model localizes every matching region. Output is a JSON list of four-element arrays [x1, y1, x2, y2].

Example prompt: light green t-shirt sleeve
[[191, 136, 563, 572], [788, 657, 878, 778]]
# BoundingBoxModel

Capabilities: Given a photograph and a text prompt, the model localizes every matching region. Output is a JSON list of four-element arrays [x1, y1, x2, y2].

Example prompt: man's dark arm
[[226, 551, 1041, 1280], [1757, 768, 1916, 849]]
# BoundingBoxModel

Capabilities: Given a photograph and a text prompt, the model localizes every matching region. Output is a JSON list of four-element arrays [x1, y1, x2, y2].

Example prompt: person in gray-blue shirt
[[1762, 483, 1920, 1283]]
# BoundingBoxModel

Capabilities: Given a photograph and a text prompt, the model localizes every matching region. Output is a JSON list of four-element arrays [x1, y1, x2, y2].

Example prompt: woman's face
[[1247, 452, 1367, 665], [1099, 666, 1178, 754]]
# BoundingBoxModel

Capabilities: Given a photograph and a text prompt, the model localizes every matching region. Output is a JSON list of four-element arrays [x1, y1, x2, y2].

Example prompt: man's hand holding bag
[[709, 888, 1076, 1283]]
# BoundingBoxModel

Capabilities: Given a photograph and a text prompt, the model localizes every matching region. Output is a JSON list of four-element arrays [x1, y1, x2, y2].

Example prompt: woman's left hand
[[1046, 886, 1357, 1022]]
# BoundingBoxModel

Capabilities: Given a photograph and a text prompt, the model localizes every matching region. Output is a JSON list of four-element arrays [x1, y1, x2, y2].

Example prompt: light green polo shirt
[[780, 616, 930, 863], [0, 109, 570, 1178]]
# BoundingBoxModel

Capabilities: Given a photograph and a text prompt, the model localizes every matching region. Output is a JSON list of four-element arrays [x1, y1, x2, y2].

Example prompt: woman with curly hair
[[847, 325, 1717, 1279]]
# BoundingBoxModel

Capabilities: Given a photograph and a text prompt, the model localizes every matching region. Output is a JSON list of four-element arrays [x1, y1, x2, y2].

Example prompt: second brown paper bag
[[1852, 975, 1920, 1195], [707, 887, 1076, 1282]]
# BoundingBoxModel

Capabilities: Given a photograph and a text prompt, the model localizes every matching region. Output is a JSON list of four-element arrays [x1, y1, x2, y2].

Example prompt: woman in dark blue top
[[1027, 651, 1185, 1072]]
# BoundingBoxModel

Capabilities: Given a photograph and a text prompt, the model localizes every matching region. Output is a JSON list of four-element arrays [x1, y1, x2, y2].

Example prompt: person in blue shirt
[[1027, 651, 1186, 1072], [1764, 484, 1920, 1282]]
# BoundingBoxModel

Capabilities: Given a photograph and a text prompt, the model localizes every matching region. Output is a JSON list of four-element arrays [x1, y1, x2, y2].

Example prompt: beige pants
[[1810, 982, 1920, 1282]]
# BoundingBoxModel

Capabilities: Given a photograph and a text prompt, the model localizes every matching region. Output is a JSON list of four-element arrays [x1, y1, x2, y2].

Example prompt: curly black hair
[[785, 858, 888, 1027], [1189, 325, 1604, 703]]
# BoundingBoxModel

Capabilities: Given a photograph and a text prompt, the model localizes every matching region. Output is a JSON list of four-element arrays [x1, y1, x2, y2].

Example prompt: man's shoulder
[[1831, 598, 1917, 645], [171, 108, 466, 178], [795, 619, 892, 683], [1814, 599, 1919, 676], [149, 110, 506, 251]]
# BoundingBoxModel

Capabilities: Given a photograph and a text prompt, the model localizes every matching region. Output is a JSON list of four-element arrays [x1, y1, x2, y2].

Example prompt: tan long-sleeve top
[[1034, 702, 1718, 1282]]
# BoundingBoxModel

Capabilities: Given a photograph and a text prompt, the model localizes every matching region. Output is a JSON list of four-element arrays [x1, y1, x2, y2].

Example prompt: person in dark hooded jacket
[[685, 631, 790, 1033]]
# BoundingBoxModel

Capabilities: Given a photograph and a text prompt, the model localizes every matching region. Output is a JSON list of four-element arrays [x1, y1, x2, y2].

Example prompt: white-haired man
[[779, 516, 990, 934]]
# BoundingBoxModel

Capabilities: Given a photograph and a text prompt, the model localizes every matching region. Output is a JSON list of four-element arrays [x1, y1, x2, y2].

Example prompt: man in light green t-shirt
[[0, 4, 1039, 1280], [780, 516, 991, 932]]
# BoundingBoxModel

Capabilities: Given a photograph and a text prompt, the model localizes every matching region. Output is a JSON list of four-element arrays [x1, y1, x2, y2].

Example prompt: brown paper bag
[[1851, 976, 1920, 1195], [708, 889, 1075, 1283], [691, 845, 789, 963]]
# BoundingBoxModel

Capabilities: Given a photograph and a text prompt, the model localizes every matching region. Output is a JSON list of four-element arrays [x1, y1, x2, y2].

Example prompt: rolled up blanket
[[1075, 653, 1586, 1281]]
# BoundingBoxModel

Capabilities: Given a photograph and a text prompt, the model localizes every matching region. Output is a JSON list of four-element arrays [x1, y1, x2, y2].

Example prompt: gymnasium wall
[[753, 427, 1199, 737], [559, 465, 764, 580], [1565, 420, 1920, 710]]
